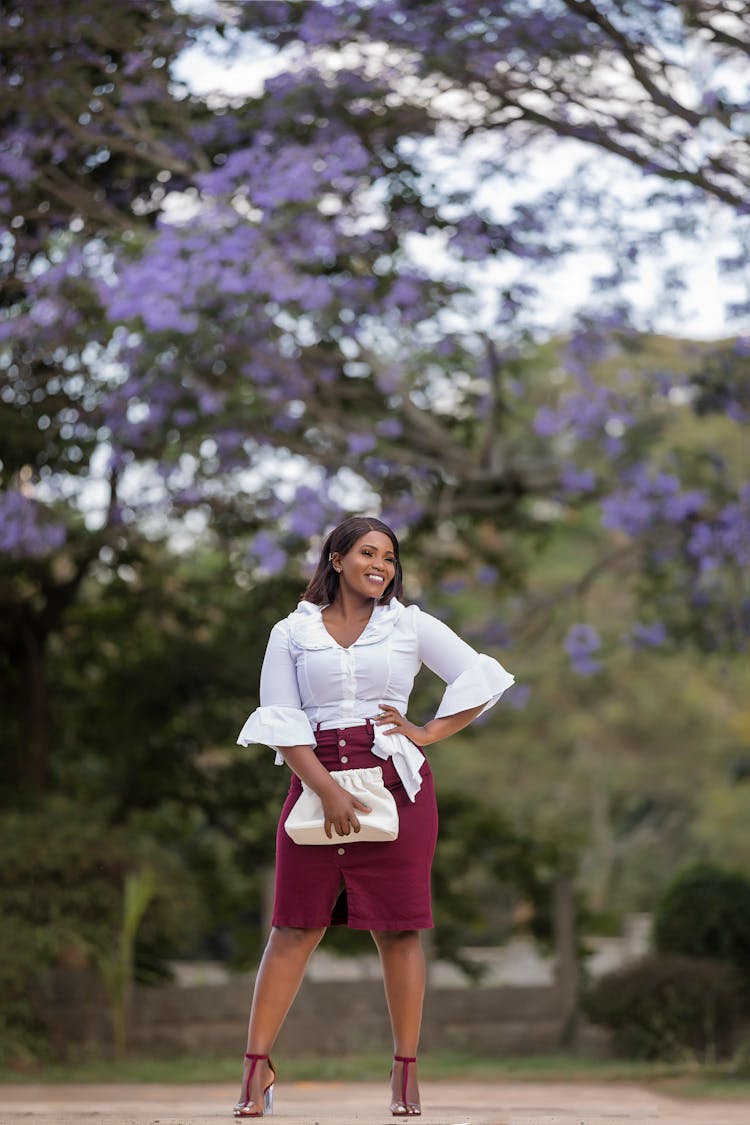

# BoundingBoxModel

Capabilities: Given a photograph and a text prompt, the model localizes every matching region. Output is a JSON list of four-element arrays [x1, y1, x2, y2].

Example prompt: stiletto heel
[[233, 1052, 276, 1118], [390, 1054, 421, 1117]]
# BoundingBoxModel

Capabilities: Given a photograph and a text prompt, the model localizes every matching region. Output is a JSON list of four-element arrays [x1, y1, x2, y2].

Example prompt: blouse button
[[340, 755, 349, 764], [337, 847, 345, 855], [338, 739, 346, 747]]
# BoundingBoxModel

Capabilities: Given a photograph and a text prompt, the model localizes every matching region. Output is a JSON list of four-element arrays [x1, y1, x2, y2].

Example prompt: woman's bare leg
[[371, 929, 425, 1108], [237, 925, 326, 1110]]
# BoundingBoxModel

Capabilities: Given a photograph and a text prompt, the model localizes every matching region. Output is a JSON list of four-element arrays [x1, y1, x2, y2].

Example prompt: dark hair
[[302, 516, 403, 606]]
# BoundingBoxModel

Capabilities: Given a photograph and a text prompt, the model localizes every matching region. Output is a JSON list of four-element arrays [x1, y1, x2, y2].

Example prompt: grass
[[1, 1051, 750, 1098]]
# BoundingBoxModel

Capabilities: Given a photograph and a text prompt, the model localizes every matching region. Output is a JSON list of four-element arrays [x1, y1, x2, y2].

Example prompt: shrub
[[583, 953, 742, 1061], [653, 864, 750, 987], [0, 799, 199, 1064]]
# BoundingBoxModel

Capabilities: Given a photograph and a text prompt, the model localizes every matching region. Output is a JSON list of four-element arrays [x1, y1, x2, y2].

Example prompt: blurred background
[[1, 0, 749, 1072]]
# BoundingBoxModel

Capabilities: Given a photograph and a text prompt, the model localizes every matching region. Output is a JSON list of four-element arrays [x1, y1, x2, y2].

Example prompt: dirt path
[[2, 1080, 749, 1125]]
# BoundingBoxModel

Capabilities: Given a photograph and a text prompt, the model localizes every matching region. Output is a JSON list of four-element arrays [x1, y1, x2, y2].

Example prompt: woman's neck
[[328, 587, 377, 619]]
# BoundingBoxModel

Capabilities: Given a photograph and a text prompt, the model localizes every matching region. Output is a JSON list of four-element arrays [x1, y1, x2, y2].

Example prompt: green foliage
[[653, 864, 750, 986], [429, 789, 565, 975], [95, 866, 157, 1060], [0, 800, 197, 1064], [583, 953, 743, 1061]]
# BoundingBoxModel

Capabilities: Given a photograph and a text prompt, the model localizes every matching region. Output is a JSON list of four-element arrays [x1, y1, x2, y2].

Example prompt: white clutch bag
[[284, 766, 399, 845]]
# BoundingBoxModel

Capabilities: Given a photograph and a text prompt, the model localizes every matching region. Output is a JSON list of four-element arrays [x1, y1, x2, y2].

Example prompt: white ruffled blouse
[[237, 598, 514, 801]]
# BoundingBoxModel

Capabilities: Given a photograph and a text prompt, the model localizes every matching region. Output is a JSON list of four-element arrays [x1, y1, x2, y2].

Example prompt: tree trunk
[[20, 618, 49, 793], [554, 874, 579, 1048]]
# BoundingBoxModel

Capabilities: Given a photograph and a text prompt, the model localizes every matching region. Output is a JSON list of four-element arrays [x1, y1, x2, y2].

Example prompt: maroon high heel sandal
[[390, 1054, 421, 1117], [233, 1052, 276, 1118]]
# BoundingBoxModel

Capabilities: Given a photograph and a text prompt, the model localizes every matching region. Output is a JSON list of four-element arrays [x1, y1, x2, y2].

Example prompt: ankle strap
[[244, 1052, 269, 1061], [394, 1055, 417, 1063]]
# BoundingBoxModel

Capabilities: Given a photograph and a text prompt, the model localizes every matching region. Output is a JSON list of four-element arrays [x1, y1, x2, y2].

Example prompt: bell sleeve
[[236, 620, 316, 764], [416, 609, 515, 719]]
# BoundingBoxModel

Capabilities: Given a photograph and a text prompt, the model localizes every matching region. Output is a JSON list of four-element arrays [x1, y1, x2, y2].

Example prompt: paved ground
[[1, 1080, 749, 1125]]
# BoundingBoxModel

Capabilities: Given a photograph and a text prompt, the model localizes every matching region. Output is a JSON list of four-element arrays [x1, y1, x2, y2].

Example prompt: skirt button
[[337, 847, 345, 855]]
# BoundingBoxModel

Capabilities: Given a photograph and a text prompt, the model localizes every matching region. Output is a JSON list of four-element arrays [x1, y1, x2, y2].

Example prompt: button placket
[[341, 648, 357, 720]]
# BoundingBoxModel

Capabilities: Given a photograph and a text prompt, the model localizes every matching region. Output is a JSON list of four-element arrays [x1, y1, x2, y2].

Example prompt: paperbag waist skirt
[[272, 722, 438, 931]]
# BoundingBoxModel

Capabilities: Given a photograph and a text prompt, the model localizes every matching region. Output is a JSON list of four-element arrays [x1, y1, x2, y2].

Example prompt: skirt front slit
[[272, 722, 438, 931]]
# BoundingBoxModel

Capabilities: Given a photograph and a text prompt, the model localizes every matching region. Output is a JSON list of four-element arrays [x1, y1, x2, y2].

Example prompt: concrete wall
[[36, 969, 594, 1060]]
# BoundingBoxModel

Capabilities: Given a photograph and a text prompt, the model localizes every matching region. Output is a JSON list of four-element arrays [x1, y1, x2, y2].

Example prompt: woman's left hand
[[374, 704, 430, 746]]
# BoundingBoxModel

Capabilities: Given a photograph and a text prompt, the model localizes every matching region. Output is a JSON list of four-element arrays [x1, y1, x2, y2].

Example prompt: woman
[[234, 516, 514, 1117]]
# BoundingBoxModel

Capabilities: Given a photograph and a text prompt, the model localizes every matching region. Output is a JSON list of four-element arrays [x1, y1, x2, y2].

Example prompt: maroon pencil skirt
[[272, 722, 438, 931]]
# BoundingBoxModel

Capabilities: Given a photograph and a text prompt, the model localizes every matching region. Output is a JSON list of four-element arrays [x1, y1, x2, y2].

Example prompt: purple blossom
[[725, 401, 748, 423], [686, 522, 720, 570], [603, 435, 624, 458], [648, 471, 680, 495], [629, 621, 667, 648], [477, 565, 498, 586], [0, 146, 34, 181], [197, 390, 223, 415], [173, 487, 204, 506], [214, 429, 246, 454], [347, 433, 377, 455], [716, 485, 750, 567], [601, 490, 656, 536], [382, 275, 426, 315], [435, 337, 457, 356], [247, 531, 287, 576], [662, 489, 706, 522], [534, 384, 631, 445], [564, 623, 602, 675], [504, 682, 531, 710], [287, 486, 330, 538], [361, 456, 391, 477], [448, 215, 492, 260], [298, 2, 343, 46], [601, 467, 708, 539], [560, 464, 596, 494], [380, 495, 426, 530], [0, 314, 27, 341], [28, 297, 60, 327], [0, 491, 66, 557], [374, 366, 404, 394], [375, 417, 403, 439], [533, 406, 563, 437], [480, 620, 511, 648]]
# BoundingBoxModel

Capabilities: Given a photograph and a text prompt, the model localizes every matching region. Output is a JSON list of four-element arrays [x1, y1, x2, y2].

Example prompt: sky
[[171, 20, 748, 343]]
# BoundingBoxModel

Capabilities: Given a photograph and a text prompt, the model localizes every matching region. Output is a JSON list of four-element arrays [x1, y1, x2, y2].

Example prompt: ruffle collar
[[287, 598, 404, 650]]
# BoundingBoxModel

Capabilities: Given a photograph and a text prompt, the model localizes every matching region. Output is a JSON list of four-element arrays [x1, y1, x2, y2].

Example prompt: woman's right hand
[[320, 781, 372, 839]]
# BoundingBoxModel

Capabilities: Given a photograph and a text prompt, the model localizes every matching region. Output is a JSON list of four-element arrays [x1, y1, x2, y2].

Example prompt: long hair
[[302, 516, 403, 606]]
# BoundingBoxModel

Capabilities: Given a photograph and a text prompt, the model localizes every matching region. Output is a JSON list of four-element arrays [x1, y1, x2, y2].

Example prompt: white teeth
[[367, 575, 384, 582]]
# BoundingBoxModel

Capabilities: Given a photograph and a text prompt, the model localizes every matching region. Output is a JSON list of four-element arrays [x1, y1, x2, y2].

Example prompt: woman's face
[[334, 530, 397, 600]]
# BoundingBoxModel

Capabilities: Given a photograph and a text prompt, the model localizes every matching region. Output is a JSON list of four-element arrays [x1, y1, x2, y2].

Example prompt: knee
[[268, 925, 326, 955], [371, 929, 420, 950]]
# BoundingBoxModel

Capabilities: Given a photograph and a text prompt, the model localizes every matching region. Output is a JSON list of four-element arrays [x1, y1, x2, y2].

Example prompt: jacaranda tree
[[1, 0, 749, 789]]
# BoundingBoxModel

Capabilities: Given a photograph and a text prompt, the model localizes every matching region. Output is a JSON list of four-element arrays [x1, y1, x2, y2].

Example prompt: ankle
[[241, 1052, 275, 1091], [390, 1054, 421, 1116]]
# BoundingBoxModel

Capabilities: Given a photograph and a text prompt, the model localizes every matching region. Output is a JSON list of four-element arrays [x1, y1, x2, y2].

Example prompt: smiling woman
[[234, 515, 514, 1118]]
